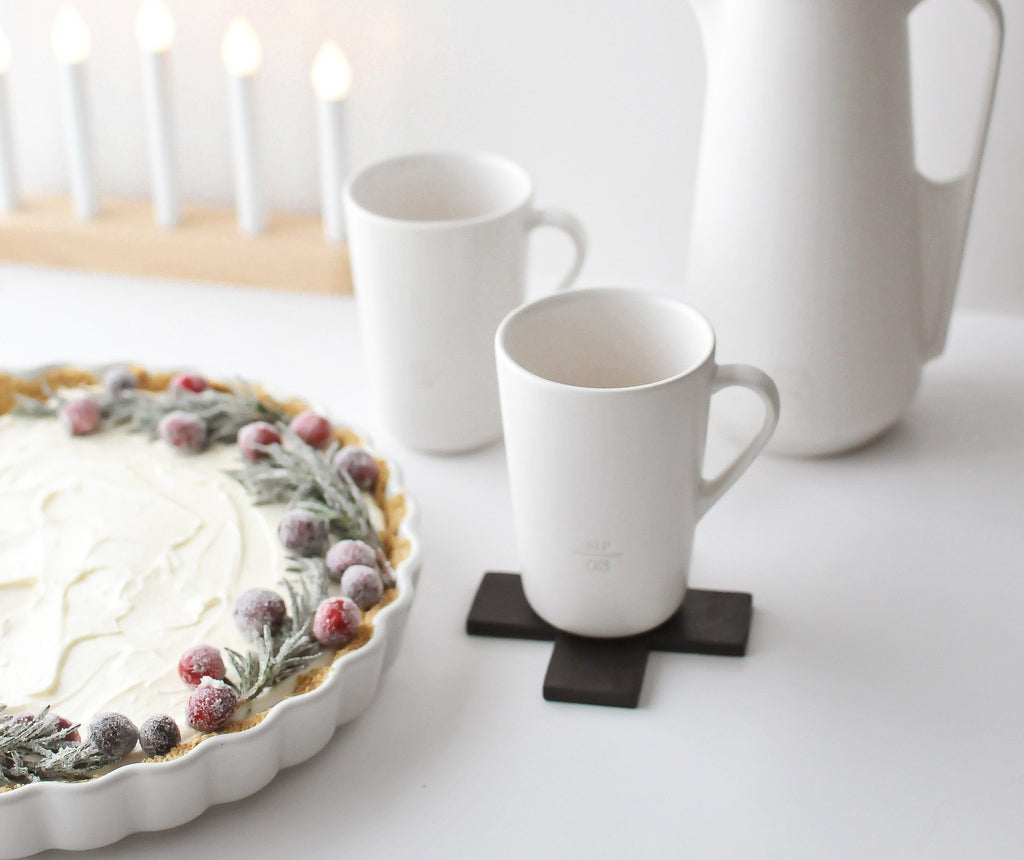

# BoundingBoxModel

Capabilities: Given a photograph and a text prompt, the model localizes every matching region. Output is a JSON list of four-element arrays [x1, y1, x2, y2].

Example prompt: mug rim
[[496, 286, 717, 394], [343, 149, 534, 229]]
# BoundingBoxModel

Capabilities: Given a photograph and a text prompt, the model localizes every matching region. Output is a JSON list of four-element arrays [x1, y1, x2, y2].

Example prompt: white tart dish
[[0, 367, 423, 858]]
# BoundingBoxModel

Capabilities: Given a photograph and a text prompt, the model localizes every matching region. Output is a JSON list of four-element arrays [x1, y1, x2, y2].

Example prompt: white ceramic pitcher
[[685, 0, 1004, 456]]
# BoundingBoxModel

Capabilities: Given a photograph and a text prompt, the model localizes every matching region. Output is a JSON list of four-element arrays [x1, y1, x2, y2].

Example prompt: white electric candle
[[136, 0, 179, 228], [221, 17, 265, 236], [0, 30, 18, 213], [312, 41, 352, 244], [51, 5, 98, 220]]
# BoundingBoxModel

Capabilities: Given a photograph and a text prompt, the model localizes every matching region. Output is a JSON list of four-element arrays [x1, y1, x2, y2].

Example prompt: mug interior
[[346, 151, 532, 223], [499, 288, 714, 389]]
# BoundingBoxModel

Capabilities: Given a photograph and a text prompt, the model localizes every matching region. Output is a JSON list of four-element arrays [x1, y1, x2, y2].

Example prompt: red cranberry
[[312, 596, 361, 648], [333, 446, 379, 492], [158, 410, 207, 453], [186, 678, 237, 733], [59, 397, 102, 436], [289, 411, 332, 449], [237, 421, 281, 462], [178, 644, 226, 687], [54, 715, 81, 743], [169, 372, 209, 394]]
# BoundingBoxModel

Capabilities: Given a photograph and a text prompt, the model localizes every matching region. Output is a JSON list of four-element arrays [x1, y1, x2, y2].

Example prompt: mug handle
[[696, 363, 780, 521], [527, 207, 588, 292]]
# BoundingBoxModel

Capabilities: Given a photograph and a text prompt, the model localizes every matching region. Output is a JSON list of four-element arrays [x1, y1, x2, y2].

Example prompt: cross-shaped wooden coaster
[[466, 572, 753, 708]]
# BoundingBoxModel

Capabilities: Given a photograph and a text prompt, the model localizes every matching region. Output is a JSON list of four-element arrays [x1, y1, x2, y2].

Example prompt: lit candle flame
[[221, 16, 262, 77], [0, 30, 11, 76], [51, 5, 91, 65], [311, 41, 353, 102], [136, 0, 176, 54]]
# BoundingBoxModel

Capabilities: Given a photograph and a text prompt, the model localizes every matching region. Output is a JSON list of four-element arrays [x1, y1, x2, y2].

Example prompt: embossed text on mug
[[573, 539, 621, 573]]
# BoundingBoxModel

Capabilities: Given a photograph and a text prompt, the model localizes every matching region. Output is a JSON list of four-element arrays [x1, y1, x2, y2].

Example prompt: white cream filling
[[0, 412, 378, 740]]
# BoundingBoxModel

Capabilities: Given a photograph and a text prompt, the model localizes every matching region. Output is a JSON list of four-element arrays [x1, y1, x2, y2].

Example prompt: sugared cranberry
[[237, 421, 281, 462], [158, 410, 207, 453], [54, 715, 81, 743], [169, 372, 209, 394], [139, 714, 181, 757], [233, 587, 287, 638], [103, 366, 138, 396], [186, 677, 237, 733], [89, 712, 139, 758], [277, 509, 329, 557], [59, 397, 102, 436], [340, 564, 384, 611], [333, 446, 379, 492], [325, 539, 377, 581], [311, 596, 361, 648], [178, 644, 226, 687], [289, 411, 332, 449]]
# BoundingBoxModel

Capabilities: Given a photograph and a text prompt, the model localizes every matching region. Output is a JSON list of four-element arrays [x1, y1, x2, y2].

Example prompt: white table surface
[[2, 264, 1023, 859]]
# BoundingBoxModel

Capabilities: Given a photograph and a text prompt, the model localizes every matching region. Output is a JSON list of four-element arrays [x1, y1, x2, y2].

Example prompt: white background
[[0, 0, 1020, 312]]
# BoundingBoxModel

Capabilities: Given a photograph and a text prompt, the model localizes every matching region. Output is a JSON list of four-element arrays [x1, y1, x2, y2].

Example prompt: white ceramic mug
[[496, 287, 780, 638], [344, 151, 587, 453]]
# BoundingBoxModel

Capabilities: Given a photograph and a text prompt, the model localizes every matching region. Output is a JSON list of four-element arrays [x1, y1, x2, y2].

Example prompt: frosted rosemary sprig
[[224, 557, 329, 704], [228, 427, 381, 550], [28, 743, 117, 783], [0, 706, 116, 785], [0, 706, 78, 759], [106, 382, 287, 444], [282, 555, 331, 620], [10, 374, 59, 417], [10, 395, 54, 418], [13, 379, 288, 446]]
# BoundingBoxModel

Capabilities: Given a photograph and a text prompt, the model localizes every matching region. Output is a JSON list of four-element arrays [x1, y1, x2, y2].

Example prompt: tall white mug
[[496, 288, 780, 638], [344, 151, 587, 453]]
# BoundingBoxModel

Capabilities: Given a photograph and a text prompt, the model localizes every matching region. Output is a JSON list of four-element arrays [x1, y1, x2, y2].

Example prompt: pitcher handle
[[913, 0, 1004, 359], [696, 364, 780, 521], [527, 207, 588, 293]]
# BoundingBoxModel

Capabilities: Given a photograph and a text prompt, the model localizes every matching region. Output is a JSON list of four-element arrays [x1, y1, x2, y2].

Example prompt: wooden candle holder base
[[0, 196, 353, 294]]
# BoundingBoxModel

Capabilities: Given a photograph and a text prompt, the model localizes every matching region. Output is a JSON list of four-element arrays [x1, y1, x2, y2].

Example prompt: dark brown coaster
[[467, 571, 753, 709], [465, 571, 556, 641], [543, 632, 650, 708], [648, 588, 753, 656]]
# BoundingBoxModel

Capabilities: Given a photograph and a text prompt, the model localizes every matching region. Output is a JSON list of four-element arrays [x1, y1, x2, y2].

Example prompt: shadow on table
[[839, 369, 1024, 464]]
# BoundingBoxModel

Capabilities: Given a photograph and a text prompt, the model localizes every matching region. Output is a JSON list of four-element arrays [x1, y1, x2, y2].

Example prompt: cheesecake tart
[[0, 366, 417, 793]]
